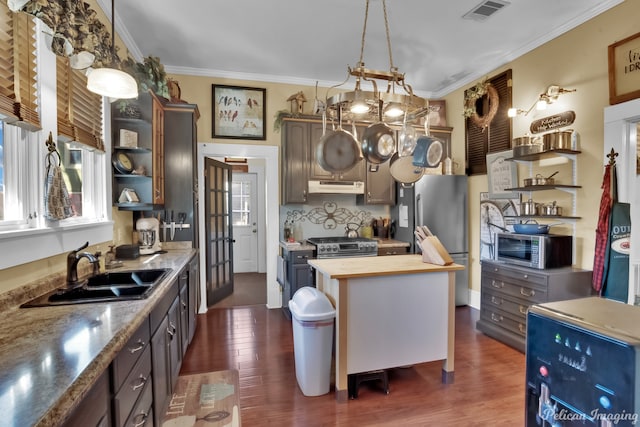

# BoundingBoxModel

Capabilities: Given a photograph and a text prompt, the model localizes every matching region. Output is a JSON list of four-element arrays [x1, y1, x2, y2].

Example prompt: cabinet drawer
[[290, 250, 314, 264], [483, 264, 547, 288], [480, 306, 527, 337], [481, 290, 530, 320], [481, 276, 546, 304], [122, 377, 154, 427], [378, 246, 409, 256], [112, 318, 150, 392], [113, 345, 152, 427]]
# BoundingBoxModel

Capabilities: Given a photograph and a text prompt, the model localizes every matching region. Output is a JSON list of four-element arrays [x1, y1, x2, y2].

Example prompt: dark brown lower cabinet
[[61, 255, 199, 427], [61, 371, 110, 427], [476, 260, 593, 352]]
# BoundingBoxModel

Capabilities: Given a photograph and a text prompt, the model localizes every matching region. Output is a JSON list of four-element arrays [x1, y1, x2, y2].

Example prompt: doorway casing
[[197, 143, 280, 312]]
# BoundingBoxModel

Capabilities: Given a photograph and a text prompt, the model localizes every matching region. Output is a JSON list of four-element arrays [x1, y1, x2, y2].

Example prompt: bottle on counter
[[293, 222, 303, 242], [284, 220, 293, 242]]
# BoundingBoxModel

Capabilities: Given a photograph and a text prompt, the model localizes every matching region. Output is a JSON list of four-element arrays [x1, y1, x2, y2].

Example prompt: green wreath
[[464, 81, 499, 130]]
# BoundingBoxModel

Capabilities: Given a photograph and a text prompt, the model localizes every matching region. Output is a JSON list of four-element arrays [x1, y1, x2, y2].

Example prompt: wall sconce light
[[508, 85, 576, 118], [507, 107, 528, 117]]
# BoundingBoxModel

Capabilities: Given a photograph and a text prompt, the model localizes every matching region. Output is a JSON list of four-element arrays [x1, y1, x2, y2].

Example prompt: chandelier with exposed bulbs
[[325, 0, 430, 125]]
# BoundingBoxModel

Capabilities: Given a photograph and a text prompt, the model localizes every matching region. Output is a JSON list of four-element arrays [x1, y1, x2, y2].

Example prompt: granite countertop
[[0, 249, 197, 427], [375, 238, 411, 248], [279, 238, 410, 251], [279, 240, 315, 251]]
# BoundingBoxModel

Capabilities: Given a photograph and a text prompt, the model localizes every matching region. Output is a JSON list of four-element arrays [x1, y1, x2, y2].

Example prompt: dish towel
[[44, 154, 73, 220]]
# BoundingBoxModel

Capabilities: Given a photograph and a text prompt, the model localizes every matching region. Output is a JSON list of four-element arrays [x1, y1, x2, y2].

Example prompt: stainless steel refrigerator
[[391, 175, 469, 305]]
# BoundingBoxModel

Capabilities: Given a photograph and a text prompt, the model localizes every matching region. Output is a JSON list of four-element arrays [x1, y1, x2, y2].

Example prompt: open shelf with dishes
[[505, 147, 582, 218], [111, 92, 165, 210], [506, 149, 582, 229]]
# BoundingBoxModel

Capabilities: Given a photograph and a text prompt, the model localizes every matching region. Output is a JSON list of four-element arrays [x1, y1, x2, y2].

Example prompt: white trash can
[[289, 286, 336, 396]]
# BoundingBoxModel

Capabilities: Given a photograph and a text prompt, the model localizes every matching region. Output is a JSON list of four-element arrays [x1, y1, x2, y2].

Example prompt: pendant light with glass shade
[[86, 0, 138, 99]]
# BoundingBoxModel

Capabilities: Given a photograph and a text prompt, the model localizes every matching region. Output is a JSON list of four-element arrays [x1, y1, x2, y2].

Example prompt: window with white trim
[[0, 14, 112, 270]]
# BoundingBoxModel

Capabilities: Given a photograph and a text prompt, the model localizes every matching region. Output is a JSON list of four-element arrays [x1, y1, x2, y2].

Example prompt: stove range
[[307, 237, 378, 259]]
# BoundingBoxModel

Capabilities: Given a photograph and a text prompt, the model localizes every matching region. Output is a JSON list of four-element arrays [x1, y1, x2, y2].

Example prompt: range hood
[[308, 180, 365, 194]]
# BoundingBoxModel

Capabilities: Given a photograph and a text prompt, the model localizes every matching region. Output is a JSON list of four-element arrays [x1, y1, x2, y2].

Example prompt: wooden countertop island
[[308, 255, 464, 402]]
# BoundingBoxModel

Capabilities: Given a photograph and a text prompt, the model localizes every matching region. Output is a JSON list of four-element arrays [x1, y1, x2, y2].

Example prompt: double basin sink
[[21, 268, 171, 308]]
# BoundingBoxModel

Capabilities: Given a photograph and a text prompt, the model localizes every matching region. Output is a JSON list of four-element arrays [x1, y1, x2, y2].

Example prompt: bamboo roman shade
[[56, 56, 104, 151], [0, 0, 40, 129]]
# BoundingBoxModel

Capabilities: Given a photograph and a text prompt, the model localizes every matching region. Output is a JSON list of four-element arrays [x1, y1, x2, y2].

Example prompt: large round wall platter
[[113, 152, 133, 174]]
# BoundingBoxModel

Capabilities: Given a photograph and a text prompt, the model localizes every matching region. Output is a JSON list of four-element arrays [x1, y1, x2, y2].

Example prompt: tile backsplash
[[280, 195, 389, 241]]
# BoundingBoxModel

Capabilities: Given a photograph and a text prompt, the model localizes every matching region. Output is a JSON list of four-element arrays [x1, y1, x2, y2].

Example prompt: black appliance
[[306, 237, 378, 259], [526, 297, 640, 426], [496, 232, 573, 269]]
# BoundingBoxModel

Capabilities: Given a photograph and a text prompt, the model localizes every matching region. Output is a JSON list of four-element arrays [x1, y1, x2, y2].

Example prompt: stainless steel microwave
[[495, 233, 572, 269]]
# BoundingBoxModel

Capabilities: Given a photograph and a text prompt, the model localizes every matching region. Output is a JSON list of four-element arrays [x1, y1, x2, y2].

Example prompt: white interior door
[[232, 173, 258, 272]]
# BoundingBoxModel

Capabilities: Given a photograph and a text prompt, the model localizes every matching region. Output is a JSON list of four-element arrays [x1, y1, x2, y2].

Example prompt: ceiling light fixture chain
[[381, 0, 395, 75], [357, 0, 370, 67], [326, 0, 428, 125]]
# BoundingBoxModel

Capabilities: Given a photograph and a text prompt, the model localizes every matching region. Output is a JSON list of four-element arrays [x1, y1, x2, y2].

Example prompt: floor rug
[[161, 370, 241, 427]]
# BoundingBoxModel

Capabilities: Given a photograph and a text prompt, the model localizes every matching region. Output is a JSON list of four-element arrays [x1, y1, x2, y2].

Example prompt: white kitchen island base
[[309, 255, 464, 402]]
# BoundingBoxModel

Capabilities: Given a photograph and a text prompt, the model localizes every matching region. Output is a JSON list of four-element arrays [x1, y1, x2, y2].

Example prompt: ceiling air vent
[[463, 0, 510, 21]]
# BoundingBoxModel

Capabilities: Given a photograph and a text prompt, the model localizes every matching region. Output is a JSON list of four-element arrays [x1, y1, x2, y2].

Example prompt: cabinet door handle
[[520, 288, 535, 297], [167, 322, 177, 338], [523, 274, 529, 279], [128, 340, 146, 354], [491, 280, 504, 288], [132, 412, 149, 427], [491, 313, 503, 323], [519, 305, 528, 314], [132, 374, 148, 391], [490, 296, 503, 305], [182, 301, 187, 309], [519, 323, 526, 334]]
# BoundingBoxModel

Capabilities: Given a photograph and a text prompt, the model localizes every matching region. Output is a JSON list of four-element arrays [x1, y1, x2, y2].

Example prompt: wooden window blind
[[0, 2, 17, 122], [56, 56, 104, 151], [465, 69, 512, 176], [0, 3, 40, 129], [13, 11, 40, 130]]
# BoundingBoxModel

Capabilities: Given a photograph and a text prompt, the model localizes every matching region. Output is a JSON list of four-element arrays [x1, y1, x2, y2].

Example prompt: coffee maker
[[136, 217, 160, 255]]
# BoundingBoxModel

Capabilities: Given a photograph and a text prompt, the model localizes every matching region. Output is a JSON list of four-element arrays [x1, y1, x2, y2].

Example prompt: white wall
[[197, 143, 279, 312]]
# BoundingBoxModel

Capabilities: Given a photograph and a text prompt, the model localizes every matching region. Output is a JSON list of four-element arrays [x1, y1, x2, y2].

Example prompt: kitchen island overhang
[[308, 254, 464, 402]]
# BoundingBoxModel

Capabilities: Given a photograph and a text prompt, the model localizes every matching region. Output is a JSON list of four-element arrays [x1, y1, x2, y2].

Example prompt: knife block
[[420, 236, 453, 266]]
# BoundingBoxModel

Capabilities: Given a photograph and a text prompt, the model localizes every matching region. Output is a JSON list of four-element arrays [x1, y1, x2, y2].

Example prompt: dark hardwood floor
[[180, 305, 525, 426]]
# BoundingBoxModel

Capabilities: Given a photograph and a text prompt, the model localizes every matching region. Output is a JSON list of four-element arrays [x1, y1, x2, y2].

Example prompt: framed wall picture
[[212, 85, 266, 139], [486, 149, 519, 199], [608, 31, 640, 105]]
